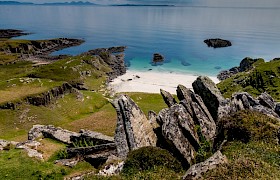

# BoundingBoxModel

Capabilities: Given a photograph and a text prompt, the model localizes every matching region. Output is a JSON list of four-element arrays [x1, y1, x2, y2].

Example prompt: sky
[[2, 0, 280, 7]]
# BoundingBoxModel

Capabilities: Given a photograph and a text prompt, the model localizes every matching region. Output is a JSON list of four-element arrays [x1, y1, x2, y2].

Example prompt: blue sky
[[2, 0, 280, 7]]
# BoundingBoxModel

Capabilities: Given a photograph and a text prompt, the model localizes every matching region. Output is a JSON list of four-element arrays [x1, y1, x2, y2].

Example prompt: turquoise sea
[[1, 5, 280, 76]]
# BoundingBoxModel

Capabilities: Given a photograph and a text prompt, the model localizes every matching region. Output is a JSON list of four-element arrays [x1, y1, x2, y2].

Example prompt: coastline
[[108, 69, 220, 94]]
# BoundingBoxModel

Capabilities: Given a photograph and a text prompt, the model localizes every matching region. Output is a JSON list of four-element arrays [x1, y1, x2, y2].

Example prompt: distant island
[[112, 4, 175, 7], [0, 1, 97, 6], [0, 1, 33, 5]]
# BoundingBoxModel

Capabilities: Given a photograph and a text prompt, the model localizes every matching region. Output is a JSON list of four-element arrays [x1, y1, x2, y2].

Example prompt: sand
[[108, 70, 219, 94]]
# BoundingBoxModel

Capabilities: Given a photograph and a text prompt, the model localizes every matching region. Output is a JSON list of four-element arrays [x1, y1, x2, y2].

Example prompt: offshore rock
[[112, 95, 157, 158], [192, 76, 226, 121], [204, 38, 232, 48], [182, 151, 228, 180], [157, 104, 199, 166], [152, 53, 164, 63], [160, 89, 177, 107], [0, 29, 29, 38]]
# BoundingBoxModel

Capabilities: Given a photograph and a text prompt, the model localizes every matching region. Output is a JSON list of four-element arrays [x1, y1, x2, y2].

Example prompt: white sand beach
[[108, 70, 220, 94]]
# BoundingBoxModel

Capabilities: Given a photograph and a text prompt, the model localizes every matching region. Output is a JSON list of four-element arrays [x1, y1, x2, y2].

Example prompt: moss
[[122, 146, 183, 176]]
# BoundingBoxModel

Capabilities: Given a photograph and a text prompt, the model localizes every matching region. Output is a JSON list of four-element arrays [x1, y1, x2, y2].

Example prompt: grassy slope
[[218, 59, 280, 101]]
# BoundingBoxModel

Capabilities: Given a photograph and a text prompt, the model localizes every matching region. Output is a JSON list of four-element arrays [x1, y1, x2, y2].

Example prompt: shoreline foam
[[108, 70, 219, 94]]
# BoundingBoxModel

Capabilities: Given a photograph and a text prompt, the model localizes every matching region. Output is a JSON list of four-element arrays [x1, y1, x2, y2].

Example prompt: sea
[[1, 4, 280, 76]]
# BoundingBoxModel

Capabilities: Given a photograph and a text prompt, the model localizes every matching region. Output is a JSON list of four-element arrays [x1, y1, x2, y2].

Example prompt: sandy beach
[[108, 70, 220, 94]]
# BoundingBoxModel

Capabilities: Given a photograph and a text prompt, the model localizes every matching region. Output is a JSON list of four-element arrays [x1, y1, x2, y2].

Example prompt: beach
[[108, 70, 220, 94]]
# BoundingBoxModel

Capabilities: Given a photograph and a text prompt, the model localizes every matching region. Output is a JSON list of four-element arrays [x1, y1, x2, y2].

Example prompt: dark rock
[[85, 151, 118, 168], [182, 151, 228, 180], [217, 67, 240, 81], [152, 53, 164, 64], [275, 103, 280, 116], [160, 89, 177, 107], [239, 57, 258, 72], [157, 104, 199, 166], [258, 92, 275, 109], [112, 95, 157, 158], [0, 29, 29, 38], [67, 143, 116, 158], [86, 46, 127, 55], [192, 76, 226, 121], [204, 38, 232, 48]]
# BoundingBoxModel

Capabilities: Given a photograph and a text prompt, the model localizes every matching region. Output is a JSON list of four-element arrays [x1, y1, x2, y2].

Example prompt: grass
[[218, 58, 280, 101]]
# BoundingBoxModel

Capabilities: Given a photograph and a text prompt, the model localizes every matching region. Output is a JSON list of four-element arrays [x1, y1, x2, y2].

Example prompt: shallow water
[[1, 5, 280, 76]]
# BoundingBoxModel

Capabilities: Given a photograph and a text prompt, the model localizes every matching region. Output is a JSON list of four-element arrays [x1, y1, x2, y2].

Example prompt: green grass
[[218, 58, 280, 101]]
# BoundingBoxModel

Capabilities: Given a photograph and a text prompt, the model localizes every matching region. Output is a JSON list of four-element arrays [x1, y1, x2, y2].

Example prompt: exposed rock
[[85, 151, 117, 168], [160, 89, 177, 107], [112, 95, 157, 158], [204, 38, 232, 48], [276, 103, 280, 116], [71, 129, 114, 146], [157, 104, 199, 166], [192, 76, 226, 121], [28, 125, 79, 144], [176, 85, 216, 141], [0, 139, 18, 150], [86, 46, 127, 55], [15, 140, 43, 160], [152, 53, 164, 64], [258, 92, 275, 109], [97, 161, 124, 176], [55, 159, 79, 167], [239, 57, 258, 72], [0, 29, 29, 38], [66, 143, 116, 158], [182, 151, 228, 180], [148, 110, 159, 129], [217, 66, 240, 81]]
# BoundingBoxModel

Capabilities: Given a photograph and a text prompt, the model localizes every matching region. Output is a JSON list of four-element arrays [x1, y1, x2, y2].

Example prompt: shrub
[[122, 146, 182, 176]]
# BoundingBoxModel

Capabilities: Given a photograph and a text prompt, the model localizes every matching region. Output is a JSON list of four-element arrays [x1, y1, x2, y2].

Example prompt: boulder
[[258, 92, 275, 110], [204, 38, 232, 48], [112, 95, 157, 158], [192, 76, 226, 121], [182, 151, 228, 180], [160, 89, 177, 107], [28, 125, 79, 144], [157, 104, 199, 166]]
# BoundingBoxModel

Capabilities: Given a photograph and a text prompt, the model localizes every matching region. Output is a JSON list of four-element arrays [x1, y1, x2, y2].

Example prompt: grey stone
[[258, 92, 275, 109], [182, 151, 228, 180], [160, 89, 177, 107], [71, 129, 114, 145], [97, 161, 124, 176], [112, 95, 157, 158], [55, 159, 79, 167]]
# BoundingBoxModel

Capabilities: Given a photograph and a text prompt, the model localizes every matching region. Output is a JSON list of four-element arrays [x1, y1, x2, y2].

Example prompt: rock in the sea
[[192, 76, 226, 121], [182, 151, 228, 180], [160, 89, 177, 107], [157, 104, 199, 166], [112, 95, 157, 158], [152, 53, 164, 64], [204, 38, 232, 48]]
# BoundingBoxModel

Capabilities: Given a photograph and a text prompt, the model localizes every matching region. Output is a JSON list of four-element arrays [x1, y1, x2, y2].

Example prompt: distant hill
[[42, 1, 97, 6], [0, 1, 34, 5], [112, 4, 174, 7]]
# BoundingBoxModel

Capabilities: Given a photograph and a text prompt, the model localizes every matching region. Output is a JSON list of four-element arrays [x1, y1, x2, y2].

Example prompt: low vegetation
[[218, 58, 280, 101]]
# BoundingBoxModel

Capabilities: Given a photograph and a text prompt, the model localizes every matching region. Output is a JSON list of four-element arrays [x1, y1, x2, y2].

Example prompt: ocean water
[[1, 5, 280, 76]]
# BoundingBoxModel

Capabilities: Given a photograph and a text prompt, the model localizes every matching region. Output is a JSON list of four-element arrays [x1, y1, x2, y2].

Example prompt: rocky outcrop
[[182, 151, 228, 180], [160, 89, 177, 107], [217, 57, 261, 80], [204, 38, 232, 48], [71, 129, 114, 145], [55, 159, 79, 168], [112, 95, 157, 158], [25, 83, 82, 106], [192, 76, 226, 121], [0, 29, 29, 38], [1, 38, 84, 56], [28, 125, 80, 144]]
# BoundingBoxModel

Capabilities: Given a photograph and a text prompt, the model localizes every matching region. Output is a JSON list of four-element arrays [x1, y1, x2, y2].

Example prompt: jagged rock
[[55, 159, 79, 167], [112, 95, 157, 158], [67, 143, 116, 158], [97, 161, 124, 176], [160, 89, 177, 107], [258, 92, 275, 109], [182, 151, 228, 180], [71, 129, 114, 145], [157, 104, 199, 166], [148, 110, 159, 129], [276, 103, 280, 116], [192, 76, 226, 121], [204, 38, 232, 48], [28, 125, 79, 144], [239, 57, 258, 72], [176, 85, 216, 141]]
